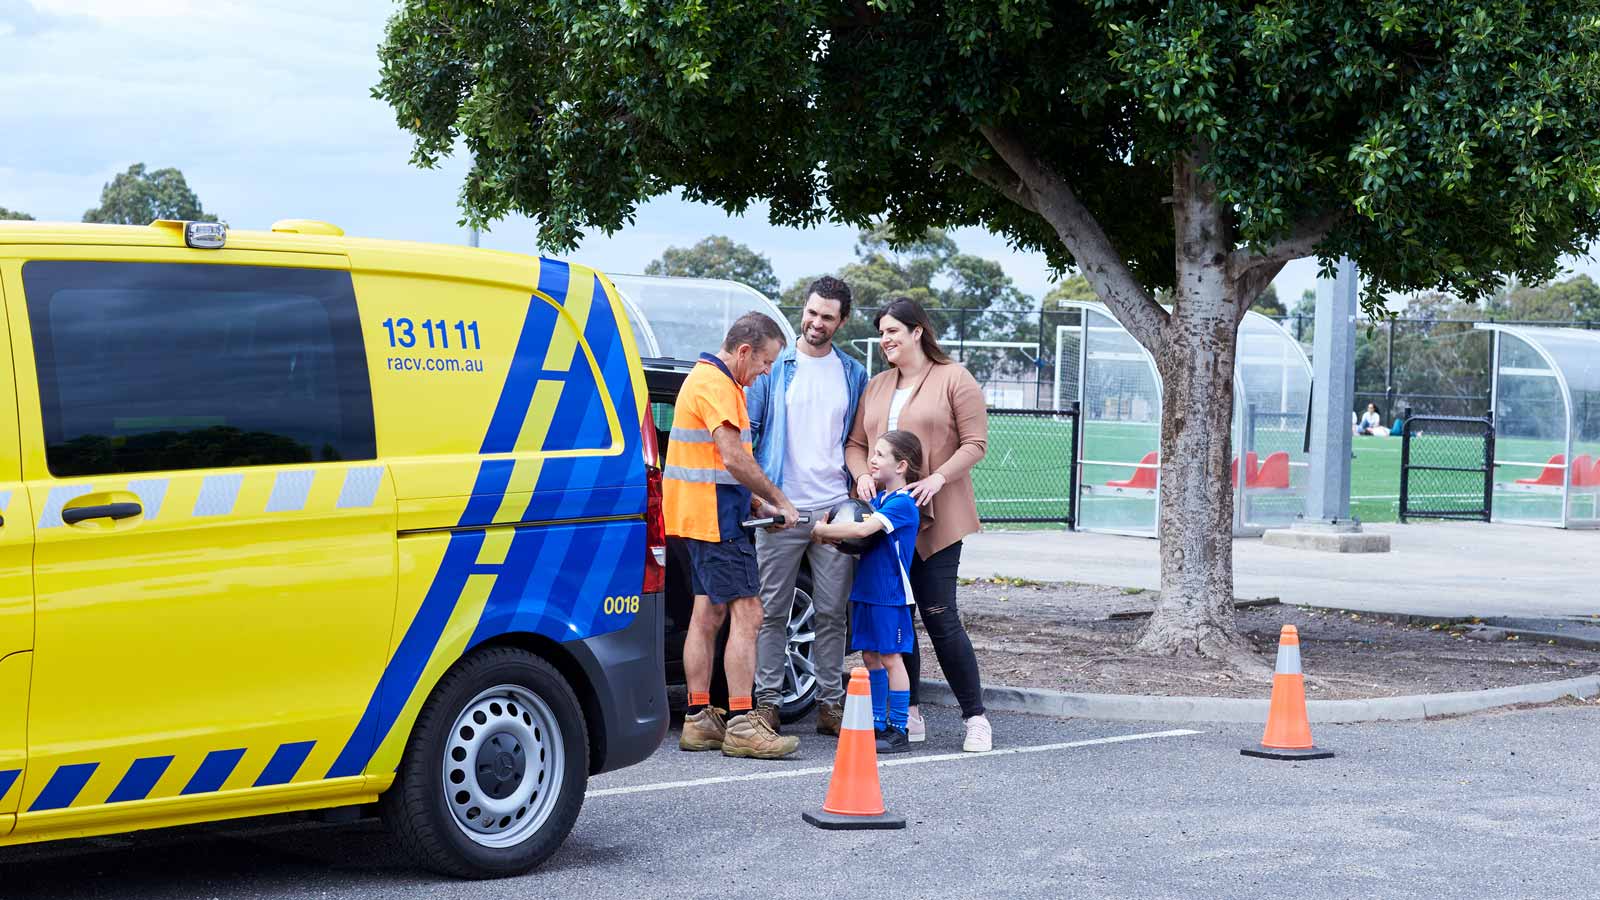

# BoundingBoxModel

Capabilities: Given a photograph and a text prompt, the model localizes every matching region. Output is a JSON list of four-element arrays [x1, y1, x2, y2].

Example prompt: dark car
[[644, 360, 820, 723]]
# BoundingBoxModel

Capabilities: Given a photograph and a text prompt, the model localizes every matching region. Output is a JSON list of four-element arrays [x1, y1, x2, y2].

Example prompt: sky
[[2, 0, 1596, 309]]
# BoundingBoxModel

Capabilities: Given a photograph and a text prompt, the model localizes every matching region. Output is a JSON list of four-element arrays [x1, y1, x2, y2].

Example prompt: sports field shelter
[[1475, 323, 1600, 528], [1053, 302, 1312, 537]]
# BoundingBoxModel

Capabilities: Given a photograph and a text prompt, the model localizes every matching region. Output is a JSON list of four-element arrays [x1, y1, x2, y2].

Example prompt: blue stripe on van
[[325, 529, 486, 779], [183, 748, 246, 795], [0, 769, 18, 805], [480, 261, 570, 454], [29, 763, 98, 811], [459, 459, 517, 527], [107, 756, 173, 803], [255, 741, 316, 787]]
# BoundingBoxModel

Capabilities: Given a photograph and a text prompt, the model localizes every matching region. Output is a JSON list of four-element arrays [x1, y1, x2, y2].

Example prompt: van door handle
[[62, 502, 143, 524]]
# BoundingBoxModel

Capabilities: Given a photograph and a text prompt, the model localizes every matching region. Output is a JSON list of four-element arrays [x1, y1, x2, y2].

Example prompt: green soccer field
[[975, 413, 1600, 527]]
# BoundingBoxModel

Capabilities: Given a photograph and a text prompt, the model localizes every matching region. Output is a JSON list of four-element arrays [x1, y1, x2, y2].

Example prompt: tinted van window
[[23, 261, 376, 477]]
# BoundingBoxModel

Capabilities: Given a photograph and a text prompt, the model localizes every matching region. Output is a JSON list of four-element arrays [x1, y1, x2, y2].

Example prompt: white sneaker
[[907, 709, 926, 743], [962, 714, 992, 752]]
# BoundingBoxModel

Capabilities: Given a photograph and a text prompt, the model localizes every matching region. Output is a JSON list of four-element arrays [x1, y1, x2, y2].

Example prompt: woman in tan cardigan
[[845, 297, 992, 752]]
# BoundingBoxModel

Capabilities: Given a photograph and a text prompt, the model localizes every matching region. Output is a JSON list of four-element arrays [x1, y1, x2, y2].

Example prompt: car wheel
[[381, 647, 588, 879], [777, 582, 819, 723]]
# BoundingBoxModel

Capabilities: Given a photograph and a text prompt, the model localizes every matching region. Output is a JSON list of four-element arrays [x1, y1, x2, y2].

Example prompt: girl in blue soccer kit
[[811, 430, 923, 754]]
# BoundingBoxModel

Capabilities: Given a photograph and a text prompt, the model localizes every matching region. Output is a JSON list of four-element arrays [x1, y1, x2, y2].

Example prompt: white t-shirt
[[781, 350, 850, 509], [887, 387, 914, 431]]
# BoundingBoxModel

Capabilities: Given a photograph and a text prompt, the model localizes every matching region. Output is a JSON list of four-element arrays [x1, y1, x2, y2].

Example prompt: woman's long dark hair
[[874, 296, 952, 365], [879, 429, 925, 484]]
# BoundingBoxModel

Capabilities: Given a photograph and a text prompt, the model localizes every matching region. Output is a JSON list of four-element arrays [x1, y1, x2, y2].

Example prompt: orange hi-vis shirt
[[664, 353, 754, 542]]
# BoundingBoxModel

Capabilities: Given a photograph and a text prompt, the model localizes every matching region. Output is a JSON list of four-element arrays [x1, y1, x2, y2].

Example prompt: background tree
[[1043, 275, 1098, 310], [1485, 275, 1600, 322], [0, 207, 32, 221], [644, 235, 780, 298], [1252, 285, 1286, 318], [376, 2, 1600, 661], [83, 163, 217, 225]]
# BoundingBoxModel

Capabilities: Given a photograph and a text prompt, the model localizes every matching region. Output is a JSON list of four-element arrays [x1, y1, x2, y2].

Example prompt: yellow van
[[0, 219, 668, 878]]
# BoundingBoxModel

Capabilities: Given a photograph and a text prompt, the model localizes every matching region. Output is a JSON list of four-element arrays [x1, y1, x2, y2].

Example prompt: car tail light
[[642, 407, 666, 594]]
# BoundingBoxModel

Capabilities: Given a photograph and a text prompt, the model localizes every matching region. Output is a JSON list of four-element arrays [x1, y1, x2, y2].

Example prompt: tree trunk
[[1131, 151, 1251, 659], [1134, 307, 1243, 656]]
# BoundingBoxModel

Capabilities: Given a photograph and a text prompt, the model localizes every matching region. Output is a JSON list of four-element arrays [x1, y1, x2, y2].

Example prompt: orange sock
[[729, 695, 753, 712], [688, 691, 711, 709]]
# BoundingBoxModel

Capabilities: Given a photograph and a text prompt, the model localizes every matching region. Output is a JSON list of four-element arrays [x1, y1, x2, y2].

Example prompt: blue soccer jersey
[[850, 490, 920, 607]]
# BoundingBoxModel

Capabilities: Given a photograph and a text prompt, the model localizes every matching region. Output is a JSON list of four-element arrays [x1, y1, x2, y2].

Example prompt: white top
[[887, 386, 914, 431], [781, 350, 850, 509], [1360, 411, 1382, 429]]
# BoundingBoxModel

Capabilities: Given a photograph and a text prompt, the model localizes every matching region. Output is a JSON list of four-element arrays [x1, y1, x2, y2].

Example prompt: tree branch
[[978, 125, 1169, 351], [1228, 210, 1341, 277], [966, 160, 1039, 215]]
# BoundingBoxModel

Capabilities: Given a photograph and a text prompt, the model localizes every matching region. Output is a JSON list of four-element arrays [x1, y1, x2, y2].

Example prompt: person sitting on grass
[[812, 430, 924, 754], [1358, 402, 1389, 437]]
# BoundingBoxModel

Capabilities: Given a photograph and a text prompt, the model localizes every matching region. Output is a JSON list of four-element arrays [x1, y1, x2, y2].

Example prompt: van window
[[22, 261, 377, 477]]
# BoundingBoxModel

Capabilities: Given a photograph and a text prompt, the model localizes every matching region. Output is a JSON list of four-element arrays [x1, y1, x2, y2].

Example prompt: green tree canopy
[[83, 163, 217, 225], [1485, 275, 1600, 322], [376, 1, 1600, 659], [644, 235, 780, 297], [1043, 275, 1098, 310], [0, 207, 32, 221]]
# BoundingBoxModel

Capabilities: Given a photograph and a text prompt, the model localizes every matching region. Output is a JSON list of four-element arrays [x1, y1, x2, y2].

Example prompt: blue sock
[[868, 667, 889, 730], [888, 689, 910, 732]]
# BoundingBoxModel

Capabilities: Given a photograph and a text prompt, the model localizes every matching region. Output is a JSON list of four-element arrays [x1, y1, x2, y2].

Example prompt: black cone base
[[803, 809, 907, 830], [1241, 745, 1335, 761]]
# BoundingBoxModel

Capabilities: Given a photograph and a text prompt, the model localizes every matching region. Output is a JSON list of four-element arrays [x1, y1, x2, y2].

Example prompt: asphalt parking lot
[[4, 704, 1598, 899]]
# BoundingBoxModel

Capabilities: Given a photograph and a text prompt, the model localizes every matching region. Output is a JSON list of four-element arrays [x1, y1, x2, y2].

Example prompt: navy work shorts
[[683, 536, 761, 605]]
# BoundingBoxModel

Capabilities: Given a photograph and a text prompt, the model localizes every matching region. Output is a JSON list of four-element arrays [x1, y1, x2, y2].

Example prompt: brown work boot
[[720, 712, 800, 759], [815, 701, 844, 736], [751, 704, 781, 734], [679, 707, 727, 751]]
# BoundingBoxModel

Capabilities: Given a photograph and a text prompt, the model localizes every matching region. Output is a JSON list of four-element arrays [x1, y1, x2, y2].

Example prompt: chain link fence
[[780, 302, 1600, 422], [972, 405, 1079, 525]]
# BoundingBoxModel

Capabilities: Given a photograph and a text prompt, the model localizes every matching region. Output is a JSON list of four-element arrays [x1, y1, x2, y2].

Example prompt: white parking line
[[587, 729, 1202, 798]]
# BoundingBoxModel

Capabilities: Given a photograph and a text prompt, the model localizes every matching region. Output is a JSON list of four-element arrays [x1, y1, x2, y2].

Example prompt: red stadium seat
[[1249, 451, 1291, 490], [1106, 451, 1159, 489], [1516, 454, 1567, 486], [1570, 454, 1597, 487]]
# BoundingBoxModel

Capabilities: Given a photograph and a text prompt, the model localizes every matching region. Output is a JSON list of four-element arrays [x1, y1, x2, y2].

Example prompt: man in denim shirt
[[746, 276, 868, 734]]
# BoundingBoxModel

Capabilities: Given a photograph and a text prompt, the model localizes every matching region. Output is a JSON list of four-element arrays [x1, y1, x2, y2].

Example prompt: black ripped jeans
[[905, 541, 985, 718]]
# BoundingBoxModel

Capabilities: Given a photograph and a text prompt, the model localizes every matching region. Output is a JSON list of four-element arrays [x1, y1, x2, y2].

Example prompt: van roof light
[[184, 221, 227, 249]]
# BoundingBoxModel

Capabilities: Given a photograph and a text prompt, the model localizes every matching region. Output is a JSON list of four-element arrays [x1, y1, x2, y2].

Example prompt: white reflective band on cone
[[842, 694, 875, 731], [1275, 643, 1303, 675]]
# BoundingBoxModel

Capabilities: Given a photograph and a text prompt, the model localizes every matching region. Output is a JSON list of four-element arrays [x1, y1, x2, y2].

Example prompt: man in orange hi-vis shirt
[[666, 311, 802, 759]]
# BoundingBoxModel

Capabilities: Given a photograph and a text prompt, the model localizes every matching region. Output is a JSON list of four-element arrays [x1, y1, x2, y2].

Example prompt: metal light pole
[[1264, 256, 1389, 550]]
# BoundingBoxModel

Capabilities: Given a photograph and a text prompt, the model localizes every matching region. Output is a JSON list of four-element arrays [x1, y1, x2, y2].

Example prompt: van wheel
[[381, 647, 588, 879]]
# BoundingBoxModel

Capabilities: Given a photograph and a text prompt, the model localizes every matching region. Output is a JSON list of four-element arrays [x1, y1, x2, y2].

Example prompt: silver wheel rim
[[782, 587, 818, 707], [441, 684, 564, 849]]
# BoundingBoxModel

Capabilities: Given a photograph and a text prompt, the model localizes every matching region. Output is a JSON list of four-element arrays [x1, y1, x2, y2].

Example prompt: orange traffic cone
[[802, 667, 906, 830], [1242, 625, 1335, 761]]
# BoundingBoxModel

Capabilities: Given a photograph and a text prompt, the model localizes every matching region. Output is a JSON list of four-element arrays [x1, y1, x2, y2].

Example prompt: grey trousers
[[754, 509, 854, 708]]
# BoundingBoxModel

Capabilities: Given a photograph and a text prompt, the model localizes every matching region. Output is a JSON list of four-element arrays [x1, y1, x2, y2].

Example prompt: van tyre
[[381, 647, 588, 879]]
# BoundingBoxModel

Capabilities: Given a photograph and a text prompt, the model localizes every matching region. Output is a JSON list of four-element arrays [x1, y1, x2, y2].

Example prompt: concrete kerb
[[919, 675, 1600, 724]]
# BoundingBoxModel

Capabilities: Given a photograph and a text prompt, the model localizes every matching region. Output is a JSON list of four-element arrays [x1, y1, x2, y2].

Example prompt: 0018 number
[[381, 317, 481, 350], [603, 595, 641, 615]]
